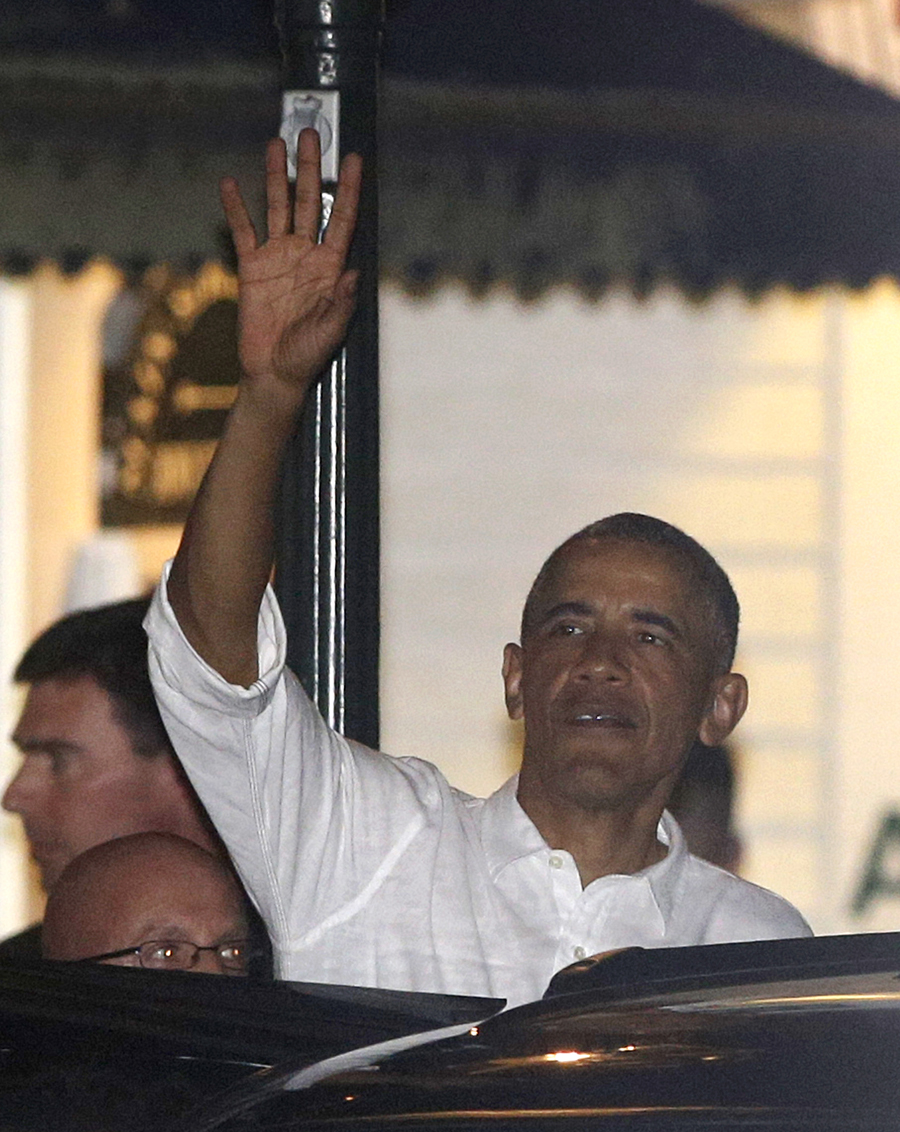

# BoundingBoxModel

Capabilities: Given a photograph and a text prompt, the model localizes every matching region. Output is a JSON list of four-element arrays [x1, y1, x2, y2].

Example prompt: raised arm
[[167, 129, 362, 686]]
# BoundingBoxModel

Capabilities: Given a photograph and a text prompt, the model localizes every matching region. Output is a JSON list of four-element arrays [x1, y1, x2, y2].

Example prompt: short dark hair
[[14, 597, 173, 758], [520, 513, 739, 672]]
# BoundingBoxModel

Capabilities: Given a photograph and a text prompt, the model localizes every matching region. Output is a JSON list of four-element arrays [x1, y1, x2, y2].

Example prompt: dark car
[[177, 932, 900, 1132], [3, 933, 900, 1131], [0, 961, 499, 1132]]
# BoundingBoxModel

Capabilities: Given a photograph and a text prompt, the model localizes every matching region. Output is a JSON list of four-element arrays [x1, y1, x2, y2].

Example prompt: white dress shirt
[[146, 567, 811, 1007]]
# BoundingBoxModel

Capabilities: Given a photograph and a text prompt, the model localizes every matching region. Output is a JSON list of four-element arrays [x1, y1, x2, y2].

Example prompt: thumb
[[320, 269, 359, 330], [336, 269, 360, 305]]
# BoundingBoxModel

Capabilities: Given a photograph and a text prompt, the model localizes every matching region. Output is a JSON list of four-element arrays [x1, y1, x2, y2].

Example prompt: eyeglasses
[[79, 939, 252, 973]]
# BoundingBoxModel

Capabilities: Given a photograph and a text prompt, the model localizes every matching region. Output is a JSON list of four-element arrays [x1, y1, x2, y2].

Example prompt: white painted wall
[[379, 280, 900, 936], [0, 280, 31, 935], [836, 282, 900, 932]]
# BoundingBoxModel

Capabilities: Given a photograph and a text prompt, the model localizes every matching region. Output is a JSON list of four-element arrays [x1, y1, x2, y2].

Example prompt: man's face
[[91, 860, 249, 976], [41, 834, 250, 975], [3, 675, 204, 889], [504, 539, 746, 816]]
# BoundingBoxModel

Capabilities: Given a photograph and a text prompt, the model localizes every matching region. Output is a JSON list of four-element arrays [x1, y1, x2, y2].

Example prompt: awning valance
[[4, 0, 900, 295]]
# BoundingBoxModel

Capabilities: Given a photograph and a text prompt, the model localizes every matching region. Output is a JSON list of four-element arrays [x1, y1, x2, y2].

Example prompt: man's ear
[[502, 643, 524, 721], [698, 672, 748, 746]]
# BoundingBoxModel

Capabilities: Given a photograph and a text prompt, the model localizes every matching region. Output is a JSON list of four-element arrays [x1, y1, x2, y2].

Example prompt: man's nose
[[2, 758, 43, 816], [194, 949, 226, 975], [573, 632, 628, 681], [2, 765, 28, 814]]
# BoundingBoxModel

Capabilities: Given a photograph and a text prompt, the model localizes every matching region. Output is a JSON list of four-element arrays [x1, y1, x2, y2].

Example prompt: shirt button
[[549, 854, 564, 869], [573, 946, 587, 960]]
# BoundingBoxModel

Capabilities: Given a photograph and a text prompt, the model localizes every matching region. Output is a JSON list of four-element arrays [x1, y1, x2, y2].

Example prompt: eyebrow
[[10, 736, 82, 754], [135, 924, 193, 941], [631, 608, 682, 639], [536, 601, 595, 626]]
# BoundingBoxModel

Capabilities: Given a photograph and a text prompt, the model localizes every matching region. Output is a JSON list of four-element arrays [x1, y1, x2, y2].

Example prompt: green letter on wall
[[853, 810, 900, 916]]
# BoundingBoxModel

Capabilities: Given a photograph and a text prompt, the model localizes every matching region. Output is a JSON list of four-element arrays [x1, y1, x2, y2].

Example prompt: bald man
[[42, 832, 250, 975]]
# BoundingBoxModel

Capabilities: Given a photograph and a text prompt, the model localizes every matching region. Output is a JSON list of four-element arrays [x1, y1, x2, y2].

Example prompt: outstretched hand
[[220, 128, 362, 410]]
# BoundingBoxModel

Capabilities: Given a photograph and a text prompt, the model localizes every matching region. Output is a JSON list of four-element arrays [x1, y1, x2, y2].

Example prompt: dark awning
[[4, 0, 900, 295]]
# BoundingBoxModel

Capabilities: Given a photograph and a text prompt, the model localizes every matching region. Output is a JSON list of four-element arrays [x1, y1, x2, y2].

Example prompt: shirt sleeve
[[699, 865, 814, 943], [145, 563, 446, 961]]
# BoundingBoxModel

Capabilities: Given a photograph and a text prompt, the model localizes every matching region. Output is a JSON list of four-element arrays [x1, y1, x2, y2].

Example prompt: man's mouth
[[24, 832, 63, 869], [572, 715, 633, 728], [564, 706, 637, 729], [26, 842, 67, 888]]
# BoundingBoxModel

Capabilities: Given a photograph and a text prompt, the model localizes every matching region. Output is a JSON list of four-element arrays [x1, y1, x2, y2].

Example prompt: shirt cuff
[[144, 559, 287, 718]]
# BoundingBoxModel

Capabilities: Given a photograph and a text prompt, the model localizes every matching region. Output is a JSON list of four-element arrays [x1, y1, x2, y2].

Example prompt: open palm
[[221, 130, 362, 403]]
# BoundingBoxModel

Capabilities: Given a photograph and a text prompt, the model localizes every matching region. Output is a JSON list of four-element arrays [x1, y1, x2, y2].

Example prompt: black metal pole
[[273, 0, 382, 748]]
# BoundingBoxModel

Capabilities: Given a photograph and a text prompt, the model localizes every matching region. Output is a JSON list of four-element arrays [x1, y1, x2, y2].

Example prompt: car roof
[[182, 933, 900, 1131], [543, 930, 900, 1002]]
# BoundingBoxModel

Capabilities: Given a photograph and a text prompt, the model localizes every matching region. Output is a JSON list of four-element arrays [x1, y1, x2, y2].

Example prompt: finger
[[220, 176, 259, 258], [322, 152, 362, 259], [293, 128, 323, 241], [265, 138, 291, 239]]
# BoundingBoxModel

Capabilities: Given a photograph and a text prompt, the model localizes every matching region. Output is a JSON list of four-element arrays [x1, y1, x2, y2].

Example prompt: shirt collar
[[479, 778, 688, 928], [480, 774, 547, 878], [644, 809, 687, 926]]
